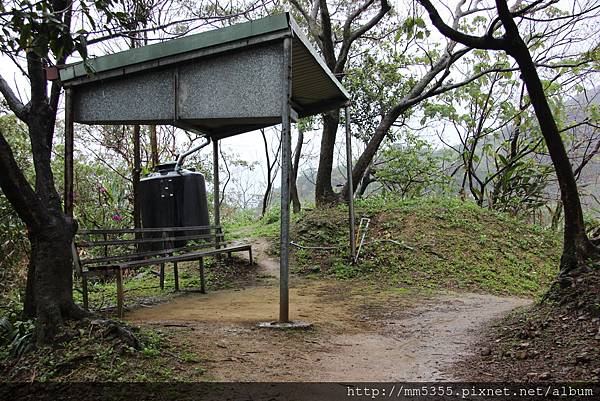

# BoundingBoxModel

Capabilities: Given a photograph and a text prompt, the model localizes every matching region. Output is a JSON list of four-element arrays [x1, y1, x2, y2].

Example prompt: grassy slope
[[289, 197, 561, 297]]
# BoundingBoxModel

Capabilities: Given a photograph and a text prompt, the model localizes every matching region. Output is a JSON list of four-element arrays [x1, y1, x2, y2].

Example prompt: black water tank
[[140, 162, 210, 248]]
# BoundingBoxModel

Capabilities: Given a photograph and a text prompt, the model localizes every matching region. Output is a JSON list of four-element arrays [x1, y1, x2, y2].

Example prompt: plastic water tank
[[139, 161, 210, 248]]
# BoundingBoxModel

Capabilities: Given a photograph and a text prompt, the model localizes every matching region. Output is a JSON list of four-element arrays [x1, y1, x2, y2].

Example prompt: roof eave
[[59, 13, 291, 83]]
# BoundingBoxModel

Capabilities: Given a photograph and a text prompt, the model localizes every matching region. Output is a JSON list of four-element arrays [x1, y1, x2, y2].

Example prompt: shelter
[[60, 12, 355, 323]]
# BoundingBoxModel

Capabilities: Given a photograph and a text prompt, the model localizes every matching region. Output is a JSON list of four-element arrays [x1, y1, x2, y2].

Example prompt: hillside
[[289, 197, 562, 297]]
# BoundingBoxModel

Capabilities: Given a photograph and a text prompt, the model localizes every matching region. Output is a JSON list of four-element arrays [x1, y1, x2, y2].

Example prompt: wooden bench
[[73, 225, 253, 317]]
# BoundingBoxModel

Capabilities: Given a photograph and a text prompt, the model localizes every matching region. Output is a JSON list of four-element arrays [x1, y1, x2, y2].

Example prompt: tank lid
[[155, 161, 177, 173], [142, 161, 203, 180]]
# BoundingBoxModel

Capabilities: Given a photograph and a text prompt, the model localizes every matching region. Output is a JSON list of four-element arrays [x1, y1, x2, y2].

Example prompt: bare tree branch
[[0, 74, 28, 122], [418, 0, 506, 50], [335, 0, 391, 73], [0, 129, 44, 228]]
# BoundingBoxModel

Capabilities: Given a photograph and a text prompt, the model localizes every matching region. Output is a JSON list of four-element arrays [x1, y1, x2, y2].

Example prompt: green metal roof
[[59, 13, 349, 101], [61, 13, 350, 135], [60, 14, 290, 82]]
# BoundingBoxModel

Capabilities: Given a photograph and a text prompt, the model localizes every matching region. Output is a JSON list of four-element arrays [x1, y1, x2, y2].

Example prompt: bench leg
[[199, 258, 206, 294], [248, 248, 253, 265], [159, 263, 165, 290], [82, 272, 89, 311], [115, 269, 124, 318], [173, 261, 179, 292], [227, 251, 232, 265]]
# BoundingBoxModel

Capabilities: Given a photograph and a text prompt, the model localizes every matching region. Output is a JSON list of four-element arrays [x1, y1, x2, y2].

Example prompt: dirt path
[[126, 239, 530, 381]]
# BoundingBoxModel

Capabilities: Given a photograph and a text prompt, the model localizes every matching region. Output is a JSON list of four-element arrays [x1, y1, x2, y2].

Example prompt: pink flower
[[99, 186, 108, 193], [112, 214, 123, 222]]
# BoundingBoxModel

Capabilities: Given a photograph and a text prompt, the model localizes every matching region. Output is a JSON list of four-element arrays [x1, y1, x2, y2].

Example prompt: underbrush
[[1, 318, 207, 382], [289, 196, 562, 297], [457, 268, 600, 381], [1, 257, 254, 382]]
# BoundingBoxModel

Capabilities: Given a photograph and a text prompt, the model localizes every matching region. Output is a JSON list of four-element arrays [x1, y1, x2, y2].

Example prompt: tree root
[[88, 318, 140, 350], [32, 299, 141, 352], [34, 302, 93, 344]]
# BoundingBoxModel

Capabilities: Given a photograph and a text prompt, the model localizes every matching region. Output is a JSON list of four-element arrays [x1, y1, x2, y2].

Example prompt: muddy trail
[[127, 238, 531, 381]]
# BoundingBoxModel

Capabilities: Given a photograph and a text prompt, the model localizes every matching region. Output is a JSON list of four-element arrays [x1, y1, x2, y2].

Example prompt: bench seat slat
[[88, 244, 251, 270], [79, 225, 221, 235], [77, 232, 224, 248], [73, 225, 253, 318], [80, 241, 230, 266]]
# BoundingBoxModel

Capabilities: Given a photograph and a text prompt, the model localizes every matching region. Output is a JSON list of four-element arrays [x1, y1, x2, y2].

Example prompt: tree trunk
[[289, 0, 390, 207], [25, 215, 86, 342], [0, 56, 87, 342], [291, 130, 304, 213], [357, 165, 376, 197], [501, 6, 598, 275], [261, 130, 275, 217], [315, 110, 340, 205], [417, 0, 600, 276], [24, 109, 87, 341], [339, 112, 398, 201], [149, 125, 159, 168], [261, 180, 273, 217], [338, 49, 458, 202]]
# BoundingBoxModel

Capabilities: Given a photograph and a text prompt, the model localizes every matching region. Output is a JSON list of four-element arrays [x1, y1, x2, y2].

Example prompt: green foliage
[[345, 21, 440, 142], [71, 158, 133, 229], [0, 301, 34, 359], [1, 0, 126, 61], [0, 115, 30, 301], [0, 316, 35, 358], [420, 48, 559, 217], [73, 257, 252, 311], [261, 206, 281, 225], [491, 158, 553, 214], [252, 207, 283, 240], [374, 132, 451, 198], [583, 212, 599, 233], [0, 319, 203, 381]]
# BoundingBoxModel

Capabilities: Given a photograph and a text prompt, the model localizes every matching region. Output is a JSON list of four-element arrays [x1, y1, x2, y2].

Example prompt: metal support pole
[[116, 268, 124, 318], [64, 88, 74, 217], [199, 258, 206, 294], [173, 261, 179, 291], [279, 36, 292, 323], [213, 139, 221, 255], [345, 107, 356, 261], [213, 139, 220, 227]]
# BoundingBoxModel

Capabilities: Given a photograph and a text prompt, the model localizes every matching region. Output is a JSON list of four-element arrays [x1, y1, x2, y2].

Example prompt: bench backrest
[[74, 225, 225, 271]]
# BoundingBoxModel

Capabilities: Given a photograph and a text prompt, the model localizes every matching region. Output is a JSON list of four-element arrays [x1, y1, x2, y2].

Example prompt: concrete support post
[[279, 36, 292, 323]]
